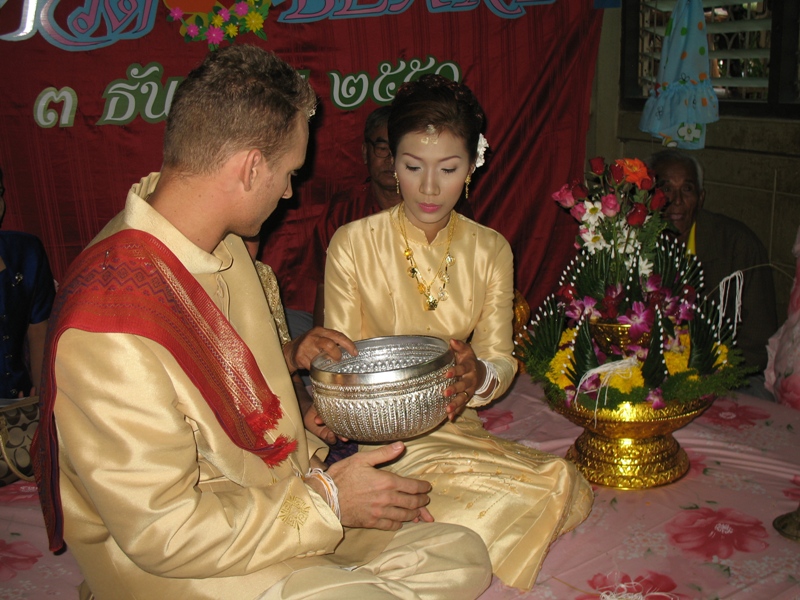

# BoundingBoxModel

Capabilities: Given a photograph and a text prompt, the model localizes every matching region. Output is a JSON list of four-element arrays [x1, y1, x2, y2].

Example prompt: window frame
[[620, 0, 800, 119]]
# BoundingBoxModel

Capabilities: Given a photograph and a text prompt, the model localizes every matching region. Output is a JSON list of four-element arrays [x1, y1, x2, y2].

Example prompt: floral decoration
[[665, 507, 769, 560], [516, 157, 750, 410], [475, 133, 489, 169], [167, 0, 270, 49]]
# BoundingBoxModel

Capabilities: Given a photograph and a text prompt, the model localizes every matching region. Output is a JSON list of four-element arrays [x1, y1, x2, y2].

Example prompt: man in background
[[649, 150, 777, 383]]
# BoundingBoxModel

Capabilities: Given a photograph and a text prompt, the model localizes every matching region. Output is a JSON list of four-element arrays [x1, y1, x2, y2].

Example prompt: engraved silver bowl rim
[[309, 335, 454, 386]]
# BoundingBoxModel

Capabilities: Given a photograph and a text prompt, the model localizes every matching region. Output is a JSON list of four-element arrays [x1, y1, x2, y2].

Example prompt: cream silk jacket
[[324, 207, 517, 402], [53, 174, 392, 600]]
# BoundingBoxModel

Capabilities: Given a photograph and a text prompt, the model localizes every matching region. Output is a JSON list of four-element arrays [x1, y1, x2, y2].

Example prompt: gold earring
[[394, 172, 400, 195], [465, 174, 471, 200]]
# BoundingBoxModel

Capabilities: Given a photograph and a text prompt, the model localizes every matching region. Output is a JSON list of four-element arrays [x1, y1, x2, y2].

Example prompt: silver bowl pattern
[[310, 335, 454, 442]]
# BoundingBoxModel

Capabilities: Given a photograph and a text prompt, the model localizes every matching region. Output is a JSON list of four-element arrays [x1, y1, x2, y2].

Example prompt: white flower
[[581, 200, 603, 226], [475, 133, 489, 168], [677, 123, 702, 142], [580, 228, 608, 252], [638, 257, 653, 278]]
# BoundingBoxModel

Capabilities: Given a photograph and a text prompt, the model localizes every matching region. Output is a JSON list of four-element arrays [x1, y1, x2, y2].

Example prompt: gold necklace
[[397, 203, 456, 311]]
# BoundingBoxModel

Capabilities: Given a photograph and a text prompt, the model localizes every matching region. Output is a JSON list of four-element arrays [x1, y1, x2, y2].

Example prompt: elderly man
[[648, 149, 777, 375], [32, 46, 491, 600]]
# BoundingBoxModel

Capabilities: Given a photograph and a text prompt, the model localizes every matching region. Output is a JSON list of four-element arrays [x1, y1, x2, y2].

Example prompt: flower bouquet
[[515, 157, 749, 488]]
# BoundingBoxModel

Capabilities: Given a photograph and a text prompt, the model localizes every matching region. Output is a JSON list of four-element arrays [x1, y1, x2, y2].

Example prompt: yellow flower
[[245, 11, 264, 32], [603, 365, 644, 394], [559, 328, 577, 346], [714, 343, 729, 368], [665, 333, 691, 375], [225, 23, 238, 37], [547, 348, 574, 390], [211, 14, 224, 27]]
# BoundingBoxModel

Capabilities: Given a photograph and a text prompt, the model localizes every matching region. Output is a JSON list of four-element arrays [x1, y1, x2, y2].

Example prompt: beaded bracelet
[[305, 468, 341, 521]]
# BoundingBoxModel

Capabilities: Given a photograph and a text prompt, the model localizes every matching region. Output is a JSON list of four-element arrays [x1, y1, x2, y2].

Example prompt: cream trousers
[[259, 522, 492, 600]]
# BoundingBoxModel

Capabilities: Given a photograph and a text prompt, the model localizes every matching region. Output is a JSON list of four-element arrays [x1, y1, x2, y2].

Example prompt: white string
[[575, 357, 640, 426], [717, 270, 743, 339]]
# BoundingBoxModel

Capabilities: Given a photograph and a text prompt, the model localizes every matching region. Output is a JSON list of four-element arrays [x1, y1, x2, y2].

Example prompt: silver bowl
[[310, 335, 454, 442]]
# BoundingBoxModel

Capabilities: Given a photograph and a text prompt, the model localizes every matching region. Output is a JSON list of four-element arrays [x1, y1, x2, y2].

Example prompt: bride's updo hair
[[388, 75, 485, 164]]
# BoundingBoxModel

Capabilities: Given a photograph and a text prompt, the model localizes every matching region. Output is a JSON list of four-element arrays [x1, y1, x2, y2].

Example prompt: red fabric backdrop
[[0, 0, 602, 314]]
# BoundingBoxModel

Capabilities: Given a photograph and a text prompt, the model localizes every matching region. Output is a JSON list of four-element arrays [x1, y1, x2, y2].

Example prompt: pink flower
[[219, 7, 230, 20], [234, 1, 250, 15], [0, 540, 42, 581], [618, 301, 654, 343], [570, 202, 586, 221], [552, 183, 576, 208], [700, 400, 770, 429], [783, 474, 800, 501], [666, 507, 769, 560], [186, 23, 199, 37], [776, 373, 800, 410], [566, 296, 600, 321], [600, 193, 619, 217], [479, 409, 513, 433], [646, 387, 666, 409], [575, 570, 688, 600], [206, 25, 224, 44], [169, 6, 184, 19]]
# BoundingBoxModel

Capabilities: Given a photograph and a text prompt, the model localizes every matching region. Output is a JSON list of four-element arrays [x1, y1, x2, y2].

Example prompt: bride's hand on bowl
[[444, 339, 480, 421]]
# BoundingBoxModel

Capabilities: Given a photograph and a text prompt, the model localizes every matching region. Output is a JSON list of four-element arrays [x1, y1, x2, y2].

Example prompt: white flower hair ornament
[[475, 133, 489, 169]]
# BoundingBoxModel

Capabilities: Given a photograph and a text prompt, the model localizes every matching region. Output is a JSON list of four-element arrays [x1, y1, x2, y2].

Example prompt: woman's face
[[395, 128, 473, 240]]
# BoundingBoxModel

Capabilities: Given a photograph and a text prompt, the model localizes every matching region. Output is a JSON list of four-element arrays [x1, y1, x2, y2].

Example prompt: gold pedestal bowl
[[553, 396, 714, 489]]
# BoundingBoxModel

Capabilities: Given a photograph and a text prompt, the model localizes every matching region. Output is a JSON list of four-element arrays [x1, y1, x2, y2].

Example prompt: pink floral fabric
[[0, 540, 41, 581], [665, 507, 769, 560], [2, 377, 799, 599], [766, 224, 800, 410], [699, 399, 770, 429]]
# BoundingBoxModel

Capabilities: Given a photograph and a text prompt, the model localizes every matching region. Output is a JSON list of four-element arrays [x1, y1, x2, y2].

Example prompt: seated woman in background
[[323, 75, 593, 590]]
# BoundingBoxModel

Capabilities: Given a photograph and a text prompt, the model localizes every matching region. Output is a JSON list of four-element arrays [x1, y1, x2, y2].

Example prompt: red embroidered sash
[[32, 229, 296, 552]]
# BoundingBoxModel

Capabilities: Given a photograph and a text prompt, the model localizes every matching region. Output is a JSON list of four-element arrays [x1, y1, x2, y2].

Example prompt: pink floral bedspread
[[1, 376, 798, 598], [480, 377, 800, 600]]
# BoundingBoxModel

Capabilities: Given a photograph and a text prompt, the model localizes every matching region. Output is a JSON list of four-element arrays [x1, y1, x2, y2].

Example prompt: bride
[[323, 75, 593, 590]]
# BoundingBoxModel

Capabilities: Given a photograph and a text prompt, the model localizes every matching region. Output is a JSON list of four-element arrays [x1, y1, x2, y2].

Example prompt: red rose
[[626, 202, 648, 227], [589, 156, 606, 174], [609, 163, 625, 183], [571, 182, 589, 200], [639, 176, 654, 190], [650, 188, 668, 210]]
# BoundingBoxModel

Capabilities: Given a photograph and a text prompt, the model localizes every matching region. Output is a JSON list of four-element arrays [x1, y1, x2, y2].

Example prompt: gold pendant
[[425, 294, 439, 311]]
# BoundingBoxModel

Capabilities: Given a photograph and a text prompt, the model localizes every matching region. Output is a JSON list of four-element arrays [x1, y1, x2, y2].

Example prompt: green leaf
[[642, 310, 668, 388], [566, 319, 599, 387]]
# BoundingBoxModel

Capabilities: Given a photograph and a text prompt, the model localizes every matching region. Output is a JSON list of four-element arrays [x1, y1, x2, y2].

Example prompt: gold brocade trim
[[278, 495, 310, 529]]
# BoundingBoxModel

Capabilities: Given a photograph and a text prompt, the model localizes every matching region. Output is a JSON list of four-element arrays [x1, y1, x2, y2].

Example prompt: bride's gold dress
[[324, 206, 593, 590]]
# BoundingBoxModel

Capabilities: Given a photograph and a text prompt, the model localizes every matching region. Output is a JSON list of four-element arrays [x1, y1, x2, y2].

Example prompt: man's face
[[362, 123, 396, 192], [654, 160, 705, 243]]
